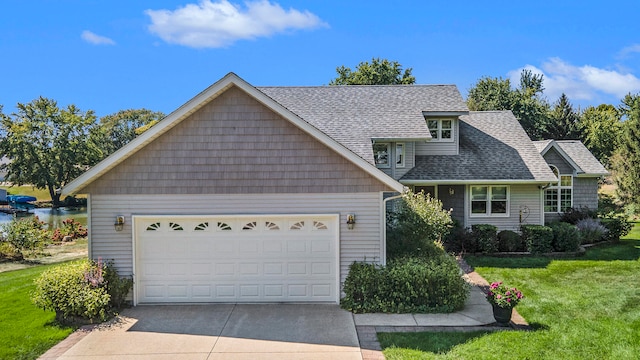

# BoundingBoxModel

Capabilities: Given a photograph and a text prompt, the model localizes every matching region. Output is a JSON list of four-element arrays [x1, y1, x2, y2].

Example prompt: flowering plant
[[487, 281, 523, 308]]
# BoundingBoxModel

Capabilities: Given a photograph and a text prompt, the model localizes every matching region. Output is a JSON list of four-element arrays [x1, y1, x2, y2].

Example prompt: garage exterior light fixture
[[114, 215, 125, 231], [346, 213, 356, 230]]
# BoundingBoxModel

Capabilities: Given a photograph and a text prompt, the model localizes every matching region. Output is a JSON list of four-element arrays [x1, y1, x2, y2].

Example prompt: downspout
[[381, 193, 403, 266]]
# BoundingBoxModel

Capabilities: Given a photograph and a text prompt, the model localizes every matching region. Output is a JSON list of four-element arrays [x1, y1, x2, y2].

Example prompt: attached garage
[[134, 214, 339, 304]]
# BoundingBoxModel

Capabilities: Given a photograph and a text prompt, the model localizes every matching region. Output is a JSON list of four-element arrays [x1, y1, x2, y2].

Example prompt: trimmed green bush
[[521, 224, 554, 254], [471, 224, 498, 253], [387, 190, 452, 258], [599, 214, 633, 242], [443, 222, 476, 254], [31, 259, 132, 324], [341, 254, 469, 314], [549, 222, 581, 252], [497, 230, 524, 252]]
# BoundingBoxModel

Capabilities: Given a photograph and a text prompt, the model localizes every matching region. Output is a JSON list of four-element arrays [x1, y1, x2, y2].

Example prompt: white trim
[[62, 72, 403, 195], [539, 141, 582, 175], [468, 185, 510, 218], [401, 179, 552, 185], [87, 194, 92, 259], [395, 143, 405, 168], [425, 118, 455, 143], [132, 213, 340, 305], [373, 142, 391, 168]]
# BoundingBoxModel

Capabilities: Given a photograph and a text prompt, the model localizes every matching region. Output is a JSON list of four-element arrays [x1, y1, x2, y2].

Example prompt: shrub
[[599, 213, 633, 242], [1, 216, 49, 257], [341, 253, 469, 314], [497, 230, 524, 252], [31, 259, 133, 324], [549, 222, 581, 252], [470, 224, 498, 253], [561, 206, 597, 225], [576, 218, 608, 244], [443, 222, 477, 254], [52, 218, 88, 242], [521, 224, 554, 254], [387, 190, 453, 258]]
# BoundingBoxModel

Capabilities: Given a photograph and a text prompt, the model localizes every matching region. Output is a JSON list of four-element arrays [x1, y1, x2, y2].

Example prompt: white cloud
[[81, 30, 116, 45], [145, 0, 328, 48], [508, 57, 640, 102], [618, 44, 640, 59]]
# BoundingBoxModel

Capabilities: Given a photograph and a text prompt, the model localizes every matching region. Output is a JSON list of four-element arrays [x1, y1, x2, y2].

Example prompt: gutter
[[381, 192, 403, 266]]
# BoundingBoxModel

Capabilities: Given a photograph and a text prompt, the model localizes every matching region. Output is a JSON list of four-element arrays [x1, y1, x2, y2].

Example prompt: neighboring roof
[[62, 73, 404, 195], [258, 85, 468, 164], [401, 111, 558, 184], [534, 140, 609, 177]]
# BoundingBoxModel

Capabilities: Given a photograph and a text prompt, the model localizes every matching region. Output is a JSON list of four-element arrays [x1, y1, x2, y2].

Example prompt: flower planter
[[492, 304, 513, 326]]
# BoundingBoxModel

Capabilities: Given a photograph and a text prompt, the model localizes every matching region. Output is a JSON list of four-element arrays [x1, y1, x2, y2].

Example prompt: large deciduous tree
[[330, 58, 415, 85], [90, 108, 164, 158], [467, 70, 550, 140], [579, 104, 622, 167], [0, 97, 100, 207], [611, 94, 640, 207]]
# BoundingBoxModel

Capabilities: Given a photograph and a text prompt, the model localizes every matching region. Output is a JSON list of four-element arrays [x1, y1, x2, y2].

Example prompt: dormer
[[417, 111, 468, 156]]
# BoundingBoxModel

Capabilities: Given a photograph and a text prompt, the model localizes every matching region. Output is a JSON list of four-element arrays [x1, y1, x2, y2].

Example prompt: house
[[533, 140, 609, 223], [62, 72, 606, 305]]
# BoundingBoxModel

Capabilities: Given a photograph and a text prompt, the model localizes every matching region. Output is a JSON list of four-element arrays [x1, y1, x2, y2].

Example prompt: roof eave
[[400, 179, 556, 185], [422, 111, 469, 117]]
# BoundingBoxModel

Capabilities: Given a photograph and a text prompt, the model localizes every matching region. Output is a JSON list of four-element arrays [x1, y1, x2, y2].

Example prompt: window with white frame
[[470, 185, 509, 216], [396, 143, 405, 168], [373, 142, 390, 168], [426, 119, 453, 141], [544, 166, 572, 213]]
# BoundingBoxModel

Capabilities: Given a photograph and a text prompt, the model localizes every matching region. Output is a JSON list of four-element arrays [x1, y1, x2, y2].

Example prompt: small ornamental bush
[[561, 206, 597, 225], [487, 281, 523, 309], [497, 230, 524, 252], [52, 218, 88, 242], [443, 222, 476, 254], [341, 254, 469, 314], [599, 213, 633, 242], [387, 190, 453, 258], [1, 216, 49, 257], [576, 218, 608, 244], [521, 224, 554, 254], [549, 222, 581, 252], [471, 224, 498, 253], [31, 259, 133, 324]]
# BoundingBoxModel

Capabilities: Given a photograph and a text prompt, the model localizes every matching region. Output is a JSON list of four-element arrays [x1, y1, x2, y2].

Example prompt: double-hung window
[[470, 185, 509, 216], [544, 166, 572, 212], [426, 119, 453, 141], [373, 143, 390, 168]]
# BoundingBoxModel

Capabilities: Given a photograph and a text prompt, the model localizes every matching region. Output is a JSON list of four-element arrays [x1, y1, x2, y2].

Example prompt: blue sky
[[2, 0, 640, 117]]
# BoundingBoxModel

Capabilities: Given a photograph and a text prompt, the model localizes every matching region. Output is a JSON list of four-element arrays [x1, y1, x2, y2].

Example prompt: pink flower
[[496, 294, 502, 299], [506, 291, 511, 296], [507, 298, 511, 302]]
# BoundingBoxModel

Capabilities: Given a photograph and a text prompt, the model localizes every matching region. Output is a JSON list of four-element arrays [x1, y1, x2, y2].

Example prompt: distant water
[[0, 207, 87, 230]]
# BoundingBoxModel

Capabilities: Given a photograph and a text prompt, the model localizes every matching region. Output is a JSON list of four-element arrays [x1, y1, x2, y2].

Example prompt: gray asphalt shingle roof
[[258, 85, 467, 164], [401, 111, 557, 182], [533, 140, 609, 176]]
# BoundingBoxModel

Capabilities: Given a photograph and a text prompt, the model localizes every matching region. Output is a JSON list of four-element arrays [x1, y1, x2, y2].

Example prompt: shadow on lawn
[[465, 239, 640, 269]]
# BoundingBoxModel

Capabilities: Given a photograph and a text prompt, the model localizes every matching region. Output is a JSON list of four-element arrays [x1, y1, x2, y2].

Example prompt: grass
[[379, 222, 640, 359], [0, 264, 76, 360]]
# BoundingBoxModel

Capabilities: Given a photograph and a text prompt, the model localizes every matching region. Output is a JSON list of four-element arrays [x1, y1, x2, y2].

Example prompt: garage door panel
[[135, 215, 338, 303]]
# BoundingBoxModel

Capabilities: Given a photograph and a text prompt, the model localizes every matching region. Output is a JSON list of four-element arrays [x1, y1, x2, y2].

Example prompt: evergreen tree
[[545, 93, 581, 140], [611, 94, 640, 206]]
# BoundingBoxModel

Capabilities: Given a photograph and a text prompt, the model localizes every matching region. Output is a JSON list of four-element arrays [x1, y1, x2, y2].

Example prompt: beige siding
[[414, 120, 459, 155], [466, 184, 543, 231], [543, 148, 574, 174], [88, 192, 384, 287], [80, 86, 389, 195]]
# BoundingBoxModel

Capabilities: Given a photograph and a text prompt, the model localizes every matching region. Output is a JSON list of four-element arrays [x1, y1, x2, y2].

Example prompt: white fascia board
[[401, 179, 555, 185], [539, 141, 583, 174], [63, 72, 404, 195]]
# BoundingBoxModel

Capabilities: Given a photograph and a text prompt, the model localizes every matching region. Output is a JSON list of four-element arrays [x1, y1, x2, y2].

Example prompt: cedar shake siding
[[80, 86, 390, 195]]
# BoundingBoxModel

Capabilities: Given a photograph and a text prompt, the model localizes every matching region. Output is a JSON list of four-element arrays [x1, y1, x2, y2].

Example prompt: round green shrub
[[471, 224, 498, 253], [549, 222, 581, 252], [521, 224, 554, 254], [497, 230, 524, 252]]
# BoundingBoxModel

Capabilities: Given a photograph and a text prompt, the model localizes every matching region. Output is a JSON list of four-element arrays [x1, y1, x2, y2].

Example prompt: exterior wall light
[[449, 187, 455, 195], [346, 214, 356, 230], [114, 215, 125, 231]]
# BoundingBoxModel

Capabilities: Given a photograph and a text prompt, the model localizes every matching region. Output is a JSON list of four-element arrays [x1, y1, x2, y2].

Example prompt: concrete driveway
[[53, 304, 362, 360]]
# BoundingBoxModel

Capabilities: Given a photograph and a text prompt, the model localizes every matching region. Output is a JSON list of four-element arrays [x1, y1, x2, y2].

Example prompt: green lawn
[[0, 264, 75, 360], [379, 223, 640, 359]]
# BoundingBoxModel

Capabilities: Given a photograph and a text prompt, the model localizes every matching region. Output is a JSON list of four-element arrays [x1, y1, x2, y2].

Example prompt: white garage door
[[134, 214, 339, 304]]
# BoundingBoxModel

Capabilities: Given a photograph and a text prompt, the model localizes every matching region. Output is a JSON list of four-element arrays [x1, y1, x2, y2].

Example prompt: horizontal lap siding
[[573, 177, 599, 210], [89, 193, 383, 287], [467, 184, 542, 231]]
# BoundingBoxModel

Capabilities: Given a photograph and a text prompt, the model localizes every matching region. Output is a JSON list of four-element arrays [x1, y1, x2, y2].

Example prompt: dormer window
[[396, 143, 405, 168], [427, 119, 453, 142], [373, 143, 390, 168]]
